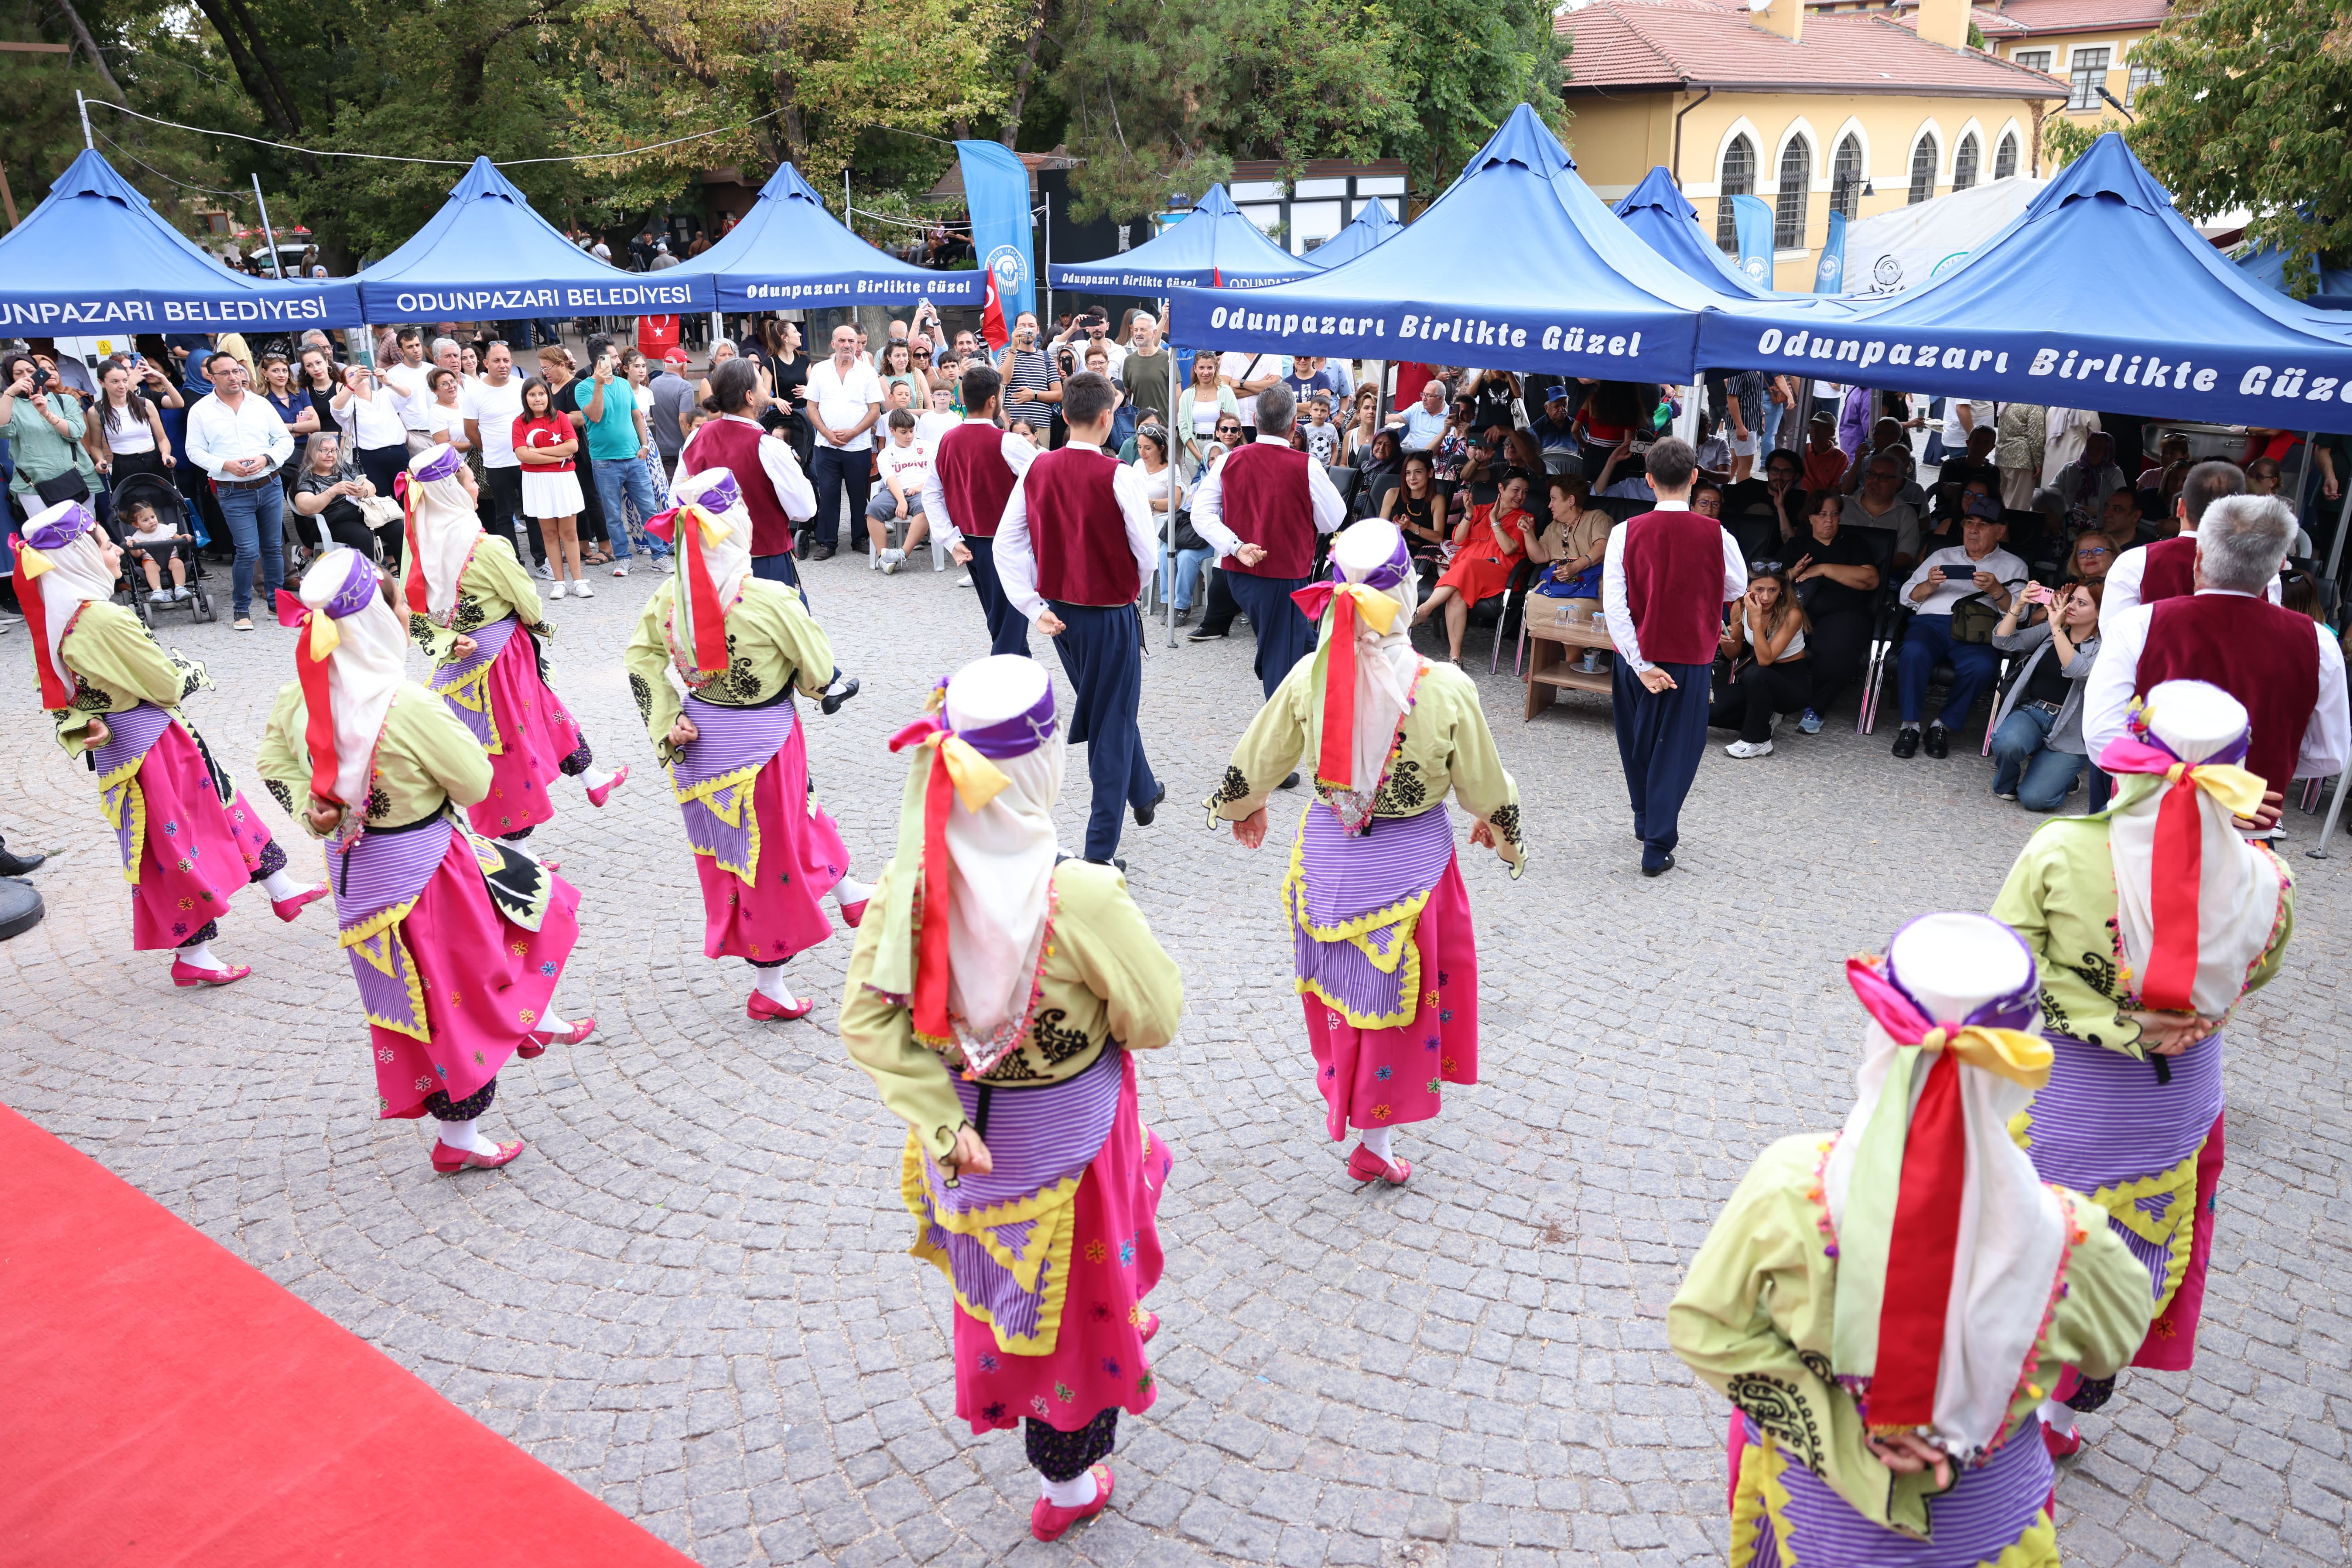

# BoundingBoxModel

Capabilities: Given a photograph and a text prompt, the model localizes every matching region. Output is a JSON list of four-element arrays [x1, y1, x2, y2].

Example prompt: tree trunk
[[999, 0, 1053, 148], [51, 0, 127, 105]]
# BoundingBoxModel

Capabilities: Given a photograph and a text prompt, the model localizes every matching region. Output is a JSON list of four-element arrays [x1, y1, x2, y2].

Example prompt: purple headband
[[412, 443, 465, 483], [321, 550, 381, 619], [686, 470, 742, 513], [1882, 913, 2039, 1031], [23, 501, 97, 552], [1329, 531, 1413, 593], [948, 682, 1059, 759], [2126, 699, 2252, 767]]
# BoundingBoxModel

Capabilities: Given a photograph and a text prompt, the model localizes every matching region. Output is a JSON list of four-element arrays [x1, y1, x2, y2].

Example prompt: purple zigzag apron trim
[[92, 702, 174, 873], [430, 616, 519, 748], [672, 694, 794, 871], [1293, 802, 1453, 1019], [332, 815, 455, 1039]]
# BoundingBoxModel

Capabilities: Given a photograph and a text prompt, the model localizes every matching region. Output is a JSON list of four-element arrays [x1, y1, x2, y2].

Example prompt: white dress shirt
[[183, 389, 293, 481], [2103, 534, 2282, 622], [1189, 434, 1348, 561], [1898, 544, 2029, 616], [2082, 591, 2349, 781], [1600, 498, 1747, 674], [379, 358, 438, 431], [922, 419, 1037, 549], [995, 442, 1159, 625], [673, 414, 816, 523], [806, 356, 886, 453], [340, 386, 411, 451]]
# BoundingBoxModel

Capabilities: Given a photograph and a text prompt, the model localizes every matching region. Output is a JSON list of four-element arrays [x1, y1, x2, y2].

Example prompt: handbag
[[356, 494, 404, 529], [1170, 509, 1206, 553], [34, 466, 90, 507], [1949, 592, 2003, 644]]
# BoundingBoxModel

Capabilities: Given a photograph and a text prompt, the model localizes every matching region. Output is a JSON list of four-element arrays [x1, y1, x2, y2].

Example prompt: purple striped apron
[[1740, 1410, 2051, 1567], [428, 615, 520, 748], [330, 815, 456, 1041], [908, 1047, 1124, 1347], [671, 692, 795, 878], [90, 702, 176, 877], [2025, 1032, 2223, 1303], [1290, 802, 1454, 1025]]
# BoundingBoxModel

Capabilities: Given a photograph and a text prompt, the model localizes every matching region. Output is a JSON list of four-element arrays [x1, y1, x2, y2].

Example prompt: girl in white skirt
[[513, 377, 591, 599]]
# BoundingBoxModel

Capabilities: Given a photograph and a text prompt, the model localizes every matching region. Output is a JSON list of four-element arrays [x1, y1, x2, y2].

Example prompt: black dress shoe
[[1086, 856, 1127, 874], [0, 848, 46, 877], [1924, 724, 1950, 759], [1279, 771, 1301, 790], [1892, 727, 1921, 759], [810, 545, 836, 563], [820, 673, 860, 716], [1642, 853, 1676, 878], [1134, 782, 1166, 827], [1187, 624, 1228, 642]]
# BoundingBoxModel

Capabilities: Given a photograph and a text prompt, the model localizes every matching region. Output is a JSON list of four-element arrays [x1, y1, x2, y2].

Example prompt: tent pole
[[251, 174, 284, 279], [2326, 477, 2352, 583], [76, 89, 90, 150], [1043, 190, 1054, 333], [1167, 293, 1179, 648]]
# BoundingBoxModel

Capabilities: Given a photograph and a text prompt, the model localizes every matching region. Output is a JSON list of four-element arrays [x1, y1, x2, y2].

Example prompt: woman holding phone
[[1989, 578, 2105, 810]]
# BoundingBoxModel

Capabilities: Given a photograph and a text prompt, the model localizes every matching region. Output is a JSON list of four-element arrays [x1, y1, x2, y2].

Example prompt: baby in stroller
[[119, 492, 192, 601]]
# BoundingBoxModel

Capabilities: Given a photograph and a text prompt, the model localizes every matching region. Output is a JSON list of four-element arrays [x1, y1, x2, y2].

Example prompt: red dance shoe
[[171, 958, 251, 988], [2041, 1417, 2084, 1459], [587, 765, 629, 809], [1347, 1144, 1413, 1186], [271, 882, 329, 922], [837, 897, 869, 928], [1139, 1310, 1160, 1343], [747, 989, 814, 1022], [520, 1017, 597, 1059], [432, 1138, 526, 1174], [1030, 1465, 1115, 1543]]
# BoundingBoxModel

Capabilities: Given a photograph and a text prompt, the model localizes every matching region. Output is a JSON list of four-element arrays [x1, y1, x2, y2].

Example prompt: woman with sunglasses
[[1175, 354, 1238, 481]]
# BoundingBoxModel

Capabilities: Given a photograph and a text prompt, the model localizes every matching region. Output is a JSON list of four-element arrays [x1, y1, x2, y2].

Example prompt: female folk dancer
[[622, 469, 869, 1020], [13, 498, 322, 984], [1206, 519, 1524, 1186], [1671, 911, 2150, 1566], [257, 549, 594, 1174], [1993, 679, 2293, 1452], [402, 443, 626, 840], [842, 655, 1183, 1542]]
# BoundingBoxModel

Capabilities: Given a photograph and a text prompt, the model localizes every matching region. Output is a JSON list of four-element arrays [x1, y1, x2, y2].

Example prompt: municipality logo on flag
[[987, 245, 1027, 294], [1742, 257, 1769, 283], [1818, 254, 1841, 285]]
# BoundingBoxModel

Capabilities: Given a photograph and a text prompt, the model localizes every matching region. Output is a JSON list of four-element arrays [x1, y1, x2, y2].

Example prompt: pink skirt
[[2135, 1111, 2225, 1370], [693, 721, 849, 964], [373, 829, 582, 1120], [127, 722, 279, 951], [1300, 854, 1480, 1141], [954, 1055, 1175, 1435], [465, 629, 584, 839]]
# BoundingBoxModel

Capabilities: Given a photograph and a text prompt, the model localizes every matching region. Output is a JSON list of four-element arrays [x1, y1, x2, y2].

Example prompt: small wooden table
[[1521, 603, 1619, 719]]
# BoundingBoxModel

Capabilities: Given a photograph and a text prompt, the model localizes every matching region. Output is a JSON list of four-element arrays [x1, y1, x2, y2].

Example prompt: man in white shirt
[[2103, 460, 2278, 618], [924, 365, 1040, 657], [460, 341, 541, 573], [1888, 498, 2028, 759], [1218, 350, 1287, 436], [377, 327, 437, 454], [803, 324, 883, 561], [181, 350, 293, 627]]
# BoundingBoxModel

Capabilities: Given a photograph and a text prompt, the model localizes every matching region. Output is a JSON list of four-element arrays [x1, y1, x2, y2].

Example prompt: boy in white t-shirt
[[1300, 392, 1342, 465], [914, 384, 959, 448], [864, 408, 933, 573]]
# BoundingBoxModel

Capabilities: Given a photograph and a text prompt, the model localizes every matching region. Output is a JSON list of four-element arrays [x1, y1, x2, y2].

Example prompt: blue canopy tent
[[664, 163, 980, 309], [2236, 229, 2352, 314], [1696, 135, 2352, 435], [1306, 197, 1402, 271], [1168, 105, 1737, 385], [356, 157, 711, 320], [1048, 185, 1312, 294], [1612, 166, 1774, 300], [0, 149, 361, 333]]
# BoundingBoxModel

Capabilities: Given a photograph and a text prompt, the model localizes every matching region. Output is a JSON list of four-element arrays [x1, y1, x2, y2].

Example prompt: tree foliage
[[1389, 0, 1567, 201], [2124, 0, 2352, 291]]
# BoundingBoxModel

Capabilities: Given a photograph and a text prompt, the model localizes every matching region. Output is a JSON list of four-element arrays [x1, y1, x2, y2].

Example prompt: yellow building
[[1558, 0, 2068, 289], [1958, 0, 2170, 124]]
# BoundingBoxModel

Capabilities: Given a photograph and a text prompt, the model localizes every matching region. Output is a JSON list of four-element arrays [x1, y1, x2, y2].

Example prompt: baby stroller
[[107, 470, 217, 627]]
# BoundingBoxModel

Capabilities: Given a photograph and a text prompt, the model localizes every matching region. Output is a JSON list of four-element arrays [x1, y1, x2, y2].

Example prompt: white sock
[[437, 1116, 500, 1155], [753, 966, 798, 1006], [1039, 1468, 1098, 1508], [178, 940, 226, 972], [2039, 1398, 2077, 1435], [1359, 1125, 1395, 1164], [261, 868, 307, 901], [833, 874, 873, 908], [580, 766, 617, 792], [538, 1009, 569, 1036]]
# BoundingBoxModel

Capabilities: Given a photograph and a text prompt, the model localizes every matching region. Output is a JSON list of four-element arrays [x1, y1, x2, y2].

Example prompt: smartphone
[[1940, 564, 1978, 583]]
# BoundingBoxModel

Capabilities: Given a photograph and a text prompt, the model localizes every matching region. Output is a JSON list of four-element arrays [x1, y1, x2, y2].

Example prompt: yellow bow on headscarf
[[306, 612, 342, 660], [2161, 759, 2266, 821], [15, 544, 53, 580], [1332, 581, 1401, 635], [1914, 1025, 2053, 1089], [938, 733, 1011, 814]]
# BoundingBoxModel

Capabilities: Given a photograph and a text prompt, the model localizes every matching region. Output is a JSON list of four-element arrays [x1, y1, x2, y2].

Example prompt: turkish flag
[[980, 267, 1008, 351]]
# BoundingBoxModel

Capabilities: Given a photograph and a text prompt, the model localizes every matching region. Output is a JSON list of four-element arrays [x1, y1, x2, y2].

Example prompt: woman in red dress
[[1411, 468, 1532, 662]]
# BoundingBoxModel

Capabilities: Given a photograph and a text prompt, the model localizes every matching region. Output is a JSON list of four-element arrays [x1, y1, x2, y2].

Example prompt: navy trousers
[[1612, 658, 1713, 872], [750, 550, 808, 607], [1052, 600, 1158, 862], [965, 534, 1029, 658], [1223, 569, 1314, 700]]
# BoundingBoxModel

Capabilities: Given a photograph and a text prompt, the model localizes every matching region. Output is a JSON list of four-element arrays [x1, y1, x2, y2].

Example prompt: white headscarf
[[1821, 912, 2065, 1461], [669, 467, 754, 610], [942, 656, 1067, 1039], [2109, 680, 2281, 1018], [406, 442, 482, 622], [1317, 520, 1422, 828], [298, 549, 409, 809], [22, 500, 119, 685]]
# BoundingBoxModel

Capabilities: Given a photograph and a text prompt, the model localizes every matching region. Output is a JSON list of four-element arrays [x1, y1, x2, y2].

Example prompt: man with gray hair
[[2103, 458, 2277, 618], [2086, 493, 2346, 825], [1191, 381, 1349, 717]]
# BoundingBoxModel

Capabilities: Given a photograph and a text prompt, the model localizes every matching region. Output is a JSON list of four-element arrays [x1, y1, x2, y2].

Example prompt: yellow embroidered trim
[[2086, 1149, 2202, 1314], [432, 663, 504, 757], [98, 767, 147, 887], [2007, 1108, 2034, 1149], [671, 760, 764, 885], [897, 1130, 1083, 1356], [339, 894, 422, 950], [1725, 1432, 1798, 1568], [1280, 809, 1429, 1030], [345, 917, 430, 1042], [1987, 1511, 2061, 1567]]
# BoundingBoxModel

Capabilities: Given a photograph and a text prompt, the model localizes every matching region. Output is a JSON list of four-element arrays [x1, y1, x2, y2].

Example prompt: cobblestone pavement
[[4, 543, 2347, 1568]]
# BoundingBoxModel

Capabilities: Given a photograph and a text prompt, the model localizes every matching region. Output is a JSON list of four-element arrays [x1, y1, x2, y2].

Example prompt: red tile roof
[[1558, 0, 2072, 96], [1905, 0, 2171, 35]]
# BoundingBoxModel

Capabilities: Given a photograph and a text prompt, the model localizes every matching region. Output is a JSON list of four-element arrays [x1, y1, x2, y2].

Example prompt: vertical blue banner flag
[[956, 141, 1035, 326], [1814, 209, 1848, 294], [1730, 193, 1775, 289]]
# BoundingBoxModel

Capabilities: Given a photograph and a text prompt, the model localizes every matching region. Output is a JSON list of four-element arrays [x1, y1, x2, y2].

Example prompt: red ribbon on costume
[[10, 537, 71, 710], [401, 472, 430, 616], [646, 505, 730, 676], [888, 716, 960, 1043], [1866, 1046, 1966, 1426], [277, 590, 345, 804], [1291, 579, 1359, 788], [2096, 733, 2266, 1013]]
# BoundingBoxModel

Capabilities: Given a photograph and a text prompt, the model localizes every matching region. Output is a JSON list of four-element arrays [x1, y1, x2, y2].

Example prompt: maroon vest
[[1023, 447, 1137, 606], [1621, 509, 1730, 667], [1218, 442, 1315, 579], [680, 419, 793, 558], [2137, 534, 2198, 604], [2137, 594, 2321, 792], [935, 422, 1019, 540]]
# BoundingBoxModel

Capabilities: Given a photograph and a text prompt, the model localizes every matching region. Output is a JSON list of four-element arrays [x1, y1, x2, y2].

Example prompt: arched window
[[1716, 135, 1755, 254], [1832, 134, 1865, 219], [1952, 133, 1981, 192], [1773, 136, 1812, 251], [1994, 131, 2018, 180], [1908, 135, 1939, 204]]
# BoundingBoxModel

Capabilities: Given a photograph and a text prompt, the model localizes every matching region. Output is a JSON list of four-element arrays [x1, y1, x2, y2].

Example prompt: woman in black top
[[751, 318, 812, 461], [1381, 451, 1451, 584], [1462, 368, 1519, 438], [1780, 488, 1882, 724]]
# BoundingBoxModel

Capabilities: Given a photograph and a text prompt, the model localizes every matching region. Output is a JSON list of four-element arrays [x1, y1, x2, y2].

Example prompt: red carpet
[[0, 1103, 701, 1567]]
